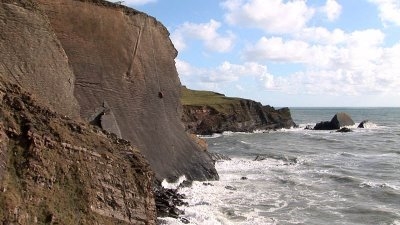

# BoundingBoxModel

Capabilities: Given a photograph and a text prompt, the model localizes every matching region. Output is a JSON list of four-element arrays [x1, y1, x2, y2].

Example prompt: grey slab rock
[[37, 0, 218, 181]]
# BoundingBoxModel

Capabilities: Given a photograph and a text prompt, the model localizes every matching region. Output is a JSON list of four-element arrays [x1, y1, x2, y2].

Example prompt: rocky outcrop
[[181, 87, 296, 134], [314, 112, 355, 130], [358, 120, 370, 128], [34, 0, 217, 181], [0, 76, 156, 224], [1, 0, 217, 181]]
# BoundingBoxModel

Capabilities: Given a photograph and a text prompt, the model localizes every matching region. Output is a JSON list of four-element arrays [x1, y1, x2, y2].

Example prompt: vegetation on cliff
[[181, 86, 296, 134]]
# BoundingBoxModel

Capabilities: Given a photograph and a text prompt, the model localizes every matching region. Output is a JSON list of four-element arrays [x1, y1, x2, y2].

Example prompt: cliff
[[181, 87, 296, 135], [0, 0, 217, 181], [0, 0, 80, 118], [0, 76, 156, 224], [36, 0, 217, 181]]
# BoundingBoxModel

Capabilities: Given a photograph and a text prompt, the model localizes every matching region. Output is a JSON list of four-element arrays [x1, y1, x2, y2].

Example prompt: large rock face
[[0, 0, 218, 181], [0, 0, 80, 118], [181, 87, 296, 134], [0, 76, 156, 224]]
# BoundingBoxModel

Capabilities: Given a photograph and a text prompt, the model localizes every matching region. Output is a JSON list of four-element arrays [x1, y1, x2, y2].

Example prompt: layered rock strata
[[0, 0, 80, 118], [1, 0, 217, 181], [36, 0, 217, 181], [0, 76, 156, 224], [181, 87, 296, 135]]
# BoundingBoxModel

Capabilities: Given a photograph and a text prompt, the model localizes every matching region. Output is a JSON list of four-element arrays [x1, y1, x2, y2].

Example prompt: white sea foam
[[199, 133, 223, 139], [160, 109, 400, 224], [161, 175, 187, 189], [359, 181, 400, 190]]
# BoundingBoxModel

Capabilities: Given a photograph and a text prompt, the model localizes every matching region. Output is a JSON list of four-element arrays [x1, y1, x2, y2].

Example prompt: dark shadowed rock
[[153, 182, 187, 219], [314, 121, 334, 130], [314, 112, 354, 130], [209, 152, 232, 161], [304, 125, 314, 130], [336, 127, 352, 132], [358, 120, 370, 128]]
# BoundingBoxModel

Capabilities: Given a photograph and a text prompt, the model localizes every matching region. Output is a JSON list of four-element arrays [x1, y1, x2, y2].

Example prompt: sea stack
[[314, 112, 355, 130]]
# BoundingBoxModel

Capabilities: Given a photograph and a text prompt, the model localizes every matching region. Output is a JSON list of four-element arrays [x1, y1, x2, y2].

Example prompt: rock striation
[[35, 0, 217, 181], [1, 0, 217, 181], [0, 0, 80, 118], [0, 76, 156, 224], [181, 87, 296, 135]]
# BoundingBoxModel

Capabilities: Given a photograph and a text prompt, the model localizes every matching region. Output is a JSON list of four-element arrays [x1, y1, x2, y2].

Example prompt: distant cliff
[[181, 87, 296, 135]]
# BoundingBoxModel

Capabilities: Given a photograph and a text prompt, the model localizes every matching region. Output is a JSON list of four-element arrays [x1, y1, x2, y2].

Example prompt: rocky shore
[[181, 87, 296, 135]]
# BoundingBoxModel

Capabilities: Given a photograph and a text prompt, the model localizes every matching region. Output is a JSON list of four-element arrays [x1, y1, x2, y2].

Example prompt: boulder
[[331, 112, 355, 128], [314, 112, 354, 130], [314, 121, 334, 130], [358, 120, 370, 128], [336, 127, 352, 133]]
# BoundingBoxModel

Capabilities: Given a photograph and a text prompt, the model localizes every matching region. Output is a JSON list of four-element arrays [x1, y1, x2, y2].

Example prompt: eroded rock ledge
[[181, 87, 296, 135], [0, 76, 156, 224]]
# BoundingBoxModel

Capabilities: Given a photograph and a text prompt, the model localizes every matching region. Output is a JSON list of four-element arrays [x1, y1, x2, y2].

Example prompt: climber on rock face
[[158, 91, 163, 99]]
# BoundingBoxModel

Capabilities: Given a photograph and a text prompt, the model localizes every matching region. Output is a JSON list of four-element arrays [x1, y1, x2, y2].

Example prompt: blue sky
[[111, 0, 400, 107]]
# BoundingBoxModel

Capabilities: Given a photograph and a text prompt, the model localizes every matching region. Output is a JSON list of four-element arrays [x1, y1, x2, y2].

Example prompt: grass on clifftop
[[181, 86, 242, 106]]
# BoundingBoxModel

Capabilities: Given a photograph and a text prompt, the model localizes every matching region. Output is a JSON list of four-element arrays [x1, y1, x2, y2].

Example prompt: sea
[[160, 108, 400, 225]]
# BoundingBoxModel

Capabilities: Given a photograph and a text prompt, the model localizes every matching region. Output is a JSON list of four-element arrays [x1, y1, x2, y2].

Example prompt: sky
[[110, 0, 400, 107]]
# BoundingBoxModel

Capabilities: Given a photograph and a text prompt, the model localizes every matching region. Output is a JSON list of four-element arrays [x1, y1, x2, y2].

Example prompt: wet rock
[[254, 155, 267, 161], [225, 186, 237, 191], [314, 121, 335, 130], [154, 182, 188, 218], [180, 217, 190, 224], [336, 127, 352, 133], [209, 152, 231, 161], [358, 120, 370, 128], [314, 112, 355, 130], [304, 125, 314, 130], [241, 177, 248, 180]]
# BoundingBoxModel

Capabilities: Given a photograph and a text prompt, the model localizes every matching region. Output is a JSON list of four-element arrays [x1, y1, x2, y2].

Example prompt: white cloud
[[108, 0, 156, 5], [171, 20, 235, 53], [244, 37, 310, 63], [241, 37, 400, 96], [176, 59, 281, 89], [369, 0, 400, 26], [244, 29, 385, 69], [296, 27, 347, 45], [323, 0, 342, 21], [221, 0, 315, 34]]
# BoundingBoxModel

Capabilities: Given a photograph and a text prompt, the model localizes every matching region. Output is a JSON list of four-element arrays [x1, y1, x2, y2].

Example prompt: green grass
[[181, 86, 242, 106]]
